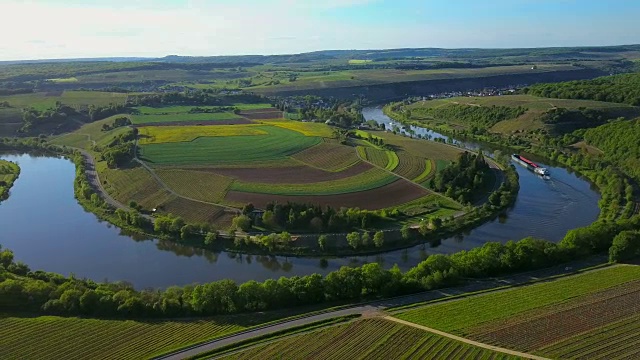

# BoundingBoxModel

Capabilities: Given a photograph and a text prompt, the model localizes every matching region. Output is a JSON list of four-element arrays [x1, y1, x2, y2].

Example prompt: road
[[157, 255, 607, 359]]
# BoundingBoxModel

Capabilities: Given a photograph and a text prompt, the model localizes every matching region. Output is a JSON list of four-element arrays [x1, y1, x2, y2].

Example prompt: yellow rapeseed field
[[256, 119, 334, 137]]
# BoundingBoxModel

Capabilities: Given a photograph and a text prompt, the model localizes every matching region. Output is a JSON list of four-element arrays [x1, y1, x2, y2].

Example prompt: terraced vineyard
[[360, 147, 399, 171], [230, 168, 398, 196], [160, 196, 232, 224], [99, 163, 174, 209], [397, 265, 640, 335], [292, 142, 361, 171], [219, 318, 516, 360], [0, 315, 245, 360], [539, 313, 640, 359], [393, 150, 429, 180], [155, 169, 234, 203]]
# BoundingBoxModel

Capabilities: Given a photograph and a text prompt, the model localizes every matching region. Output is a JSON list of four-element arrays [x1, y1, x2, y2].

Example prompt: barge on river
[[511, 154, 550, 177]]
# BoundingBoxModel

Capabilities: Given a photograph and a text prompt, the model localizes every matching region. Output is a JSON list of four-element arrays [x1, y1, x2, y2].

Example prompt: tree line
[[1, 215, 638, 318]]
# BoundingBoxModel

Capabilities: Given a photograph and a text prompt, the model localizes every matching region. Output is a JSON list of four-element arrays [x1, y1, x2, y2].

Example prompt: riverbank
[[0, 159, 20, 203]]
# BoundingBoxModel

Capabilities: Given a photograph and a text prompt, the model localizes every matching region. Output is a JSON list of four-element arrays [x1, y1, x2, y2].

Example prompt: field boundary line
[[384, 316, 551, 360], [133, 138, 240, 213]]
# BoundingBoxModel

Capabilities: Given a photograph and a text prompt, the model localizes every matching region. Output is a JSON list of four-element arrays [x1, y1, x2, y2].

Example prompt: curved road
[[157, 255, 606, 359]]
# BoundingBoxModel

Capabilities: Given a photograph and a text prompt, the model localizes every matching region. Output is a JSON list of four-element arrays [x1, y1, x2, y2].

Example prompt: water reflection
[[0, 112, 601, 289]]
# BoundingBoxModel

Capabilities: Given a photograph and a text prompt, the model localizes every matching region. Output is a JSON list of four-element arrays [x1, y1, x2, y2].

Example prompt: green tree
[[346, 232, 361, 250], [232, 215, 252, 232], [609, 231, 640, 262], [318, 235, 328, 250], [373, 231, 385, 248], [361, 231, 370, 247]]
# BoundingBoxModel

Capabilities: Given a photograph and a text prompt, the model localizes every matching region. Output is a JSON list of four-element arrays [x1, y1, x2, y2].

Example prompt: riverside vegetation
[[0, 159, 19, 202]]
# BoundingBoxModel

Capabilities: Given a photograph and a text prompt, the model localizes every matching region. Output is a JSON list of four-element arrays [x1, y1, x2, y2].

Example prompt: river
[[0, 108, 600, 288]]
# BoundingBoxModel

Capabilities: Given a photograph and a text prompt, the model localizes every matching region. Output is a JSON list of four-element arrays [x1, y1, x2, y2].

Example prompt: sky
[[1, 0, 639, 61]]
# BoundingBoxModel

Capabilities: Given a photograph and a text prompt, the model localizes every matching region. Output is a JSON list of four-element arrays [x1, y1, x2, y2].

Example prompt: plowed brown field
[[224, 179, 429, 209], [206, 162, 373, 184]]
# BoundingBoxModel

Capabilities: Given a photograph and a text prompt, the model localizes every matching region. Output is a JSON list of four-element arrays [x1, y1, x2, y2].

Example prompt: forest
[[583, 118, 640, 181], [525, 72, 640, 105], [407, 103, 525, 130]]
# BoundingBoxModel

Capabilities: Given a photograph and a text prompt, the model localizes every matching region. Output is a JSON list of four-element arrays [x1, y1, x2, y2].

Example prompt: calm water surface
[[0, 109, 599, 288]]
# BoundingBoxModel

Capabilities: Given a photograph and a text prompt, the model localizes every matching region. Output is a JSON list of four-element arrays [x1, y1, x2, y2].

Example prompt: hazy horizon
[[2, 0, 639, 61]]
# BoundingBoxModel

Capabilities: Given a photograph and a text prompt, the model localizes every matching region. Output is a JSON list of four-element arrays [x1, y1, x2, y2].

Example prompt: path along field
[[217, 318, 518, 360], [396, 265, 640, 359]]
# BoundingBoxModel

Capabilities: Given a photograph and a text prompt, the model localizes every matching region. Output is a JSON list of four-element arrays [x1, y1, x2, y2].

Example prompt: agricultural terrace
[[397, 265, 640, 359], [139, 125, 322, 166], [217, 318, 516, 360], [229, 167, 398, 196], [291, 141, 361, 172], [0, 91, 127, 110]]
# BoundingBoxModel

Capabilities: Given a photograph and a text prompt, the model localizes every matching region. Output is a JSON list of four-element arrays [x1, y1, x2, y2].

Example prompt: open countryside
[[2, 1, 640, 359]]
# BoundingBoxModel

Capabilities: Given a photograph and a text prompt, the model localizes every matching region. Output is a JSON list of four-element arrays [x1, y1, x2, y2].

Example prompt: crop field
[[219, 318, 515, 360], [99, 163, 173, 209], [255, 119, 334, 137], [397, 265, 640, 335], [209, 161, 373, 184], [471, 279, 640, 354], [225, 179, 429, 210], [372, 130, 462, 161], [134, 106, 226, 114], [413, 160, 435, 183], [158, 196, 232, 224], [0, 91, 127, 110], [538, 313, 640, 359], [233, 103, 273, 110], [239, 108, 283, 119], [360, 147, 399, 171], [229, 168, 399, 196], [154, 169, 234, 203], [0, 310, 302, 360], [0, 108, 23, 123], [393, 150, 428, 180], [137, 125, 267, 144], [139, 126, 321, 166], [291, 142, 360, 171], [130, 112, 242, 125]]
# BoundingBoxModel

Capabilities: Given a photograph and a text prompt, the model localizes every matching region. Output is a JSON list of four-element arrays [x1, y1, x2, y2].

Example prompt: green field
[[218, 318, 516, 360], [140, 126, 322, 166], [397, 265, 640, 335], [130, 112, 242, 125], [230, 168, 398, 196], [0, 91, 127, 110]]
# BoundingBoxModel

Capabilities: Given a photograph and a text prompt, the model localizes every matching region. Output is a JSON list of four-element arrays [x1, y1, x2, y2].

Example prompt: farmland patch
[[291, 142, 360, 171], [229, 168, 398, 196], [154, 169, 234, 203], [218, 318, 514, 360], [139, 126, 321, 166], [130, 112, 242, 125], [158, 196, 232, 225], [137, 125, 267, 144], [207, 161, 373, 184], [255, 119, 334, 137], [225, 179, 429, 210]]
